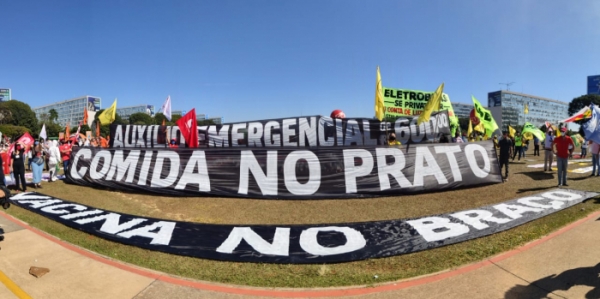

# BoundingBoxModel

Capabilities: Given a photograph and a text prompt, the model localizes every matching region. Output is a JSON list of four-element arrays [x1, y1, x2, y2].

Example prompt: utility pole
[[499, 82, 515, 91]]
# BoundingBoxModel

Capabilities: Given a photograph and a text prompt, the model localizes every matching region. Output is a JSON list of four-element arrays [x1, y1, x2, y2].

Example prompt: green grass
[[5, 148, 600, 288]]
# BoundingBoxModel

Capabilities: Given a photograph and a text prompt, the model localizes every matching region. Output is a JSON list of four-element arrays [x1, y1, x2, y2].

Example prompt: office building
[[487, 90, 569, 131], [117, 105, 155, 121], [33, 96, 101, 126], [171, 110, 222, 124], [453, 102, 474, 119]]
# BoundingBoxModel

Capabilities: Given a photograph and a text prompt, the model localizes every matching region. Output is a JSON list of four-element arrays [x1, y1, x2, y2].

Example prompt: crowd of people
[[495, 127, 599, 187], [0, 136, 110, 193]]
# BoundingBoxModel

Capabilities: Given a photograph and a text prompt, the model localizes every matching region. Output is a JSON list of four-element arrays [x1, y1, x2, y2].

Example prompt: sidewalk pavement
[[1, 209, 600, 298]]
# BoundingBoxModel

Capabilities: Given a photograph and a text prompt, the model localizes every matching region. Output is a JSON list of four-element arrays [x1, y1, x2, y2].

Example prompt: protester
[[544, 130, 555, 171], [552, 127, 575, 187], [47, 140, 61, 182], [10, 142, 27, 193], [454, 133, 464, 143], [26, 149, 32, 172], [387, 133, 401, 146], [30, 140, 44, 189], [59, 139, 72, 173], [512, 132, 523, 161], [581, 140, 588, 159], [43, 140, 51, 171], [533, 136, 540, 156], [591, 141, 600, 176], [169, 138, 179, 148], [498, 131, 513, 181]]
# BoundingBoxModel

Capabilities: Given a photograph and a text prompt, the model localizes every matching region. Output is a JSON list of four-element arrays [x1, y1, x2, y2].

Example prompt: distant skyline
[[2, 0, 599, 122]]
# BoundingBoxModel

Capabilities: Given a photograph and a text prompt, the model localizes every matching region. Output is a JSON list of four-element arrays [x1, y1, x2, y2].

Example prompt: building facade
[[487, 90, 569, 131], [171, 110, 223, 124], [33, 96, 101, 126], [453, 102, 474, 119], [116, 105, 155, 121]]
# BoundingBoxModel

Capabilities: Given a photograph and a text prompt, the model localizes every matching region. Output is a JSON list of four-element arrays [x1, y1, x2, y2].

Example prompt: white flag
[[161, 95, 172, 121], [40, 123, 47, 140]]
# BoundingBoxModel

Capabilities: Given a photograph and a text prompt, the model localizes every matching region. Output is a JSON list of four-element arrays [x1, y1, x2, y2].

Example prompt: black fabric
[[109, 112, 452, 148], [66, 142, 502, 199], [10, 189, 598, 264]]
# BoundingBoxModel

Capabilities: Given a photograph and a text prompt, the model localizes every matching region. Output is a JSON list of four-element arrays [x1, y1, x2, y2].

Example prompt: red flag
[[176, 109, 198, 148], [9, 132, 35, 157]]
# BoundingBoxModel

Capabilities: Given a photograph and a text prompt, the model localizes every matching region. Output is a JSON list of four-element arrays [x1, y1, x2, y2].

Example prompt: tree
[[44, 122, 63, 139], [0, 106, 13, 125], [0, 100, 38, 132], [568, 94, 600, 116], [128, 112, 154, 125], [93, 109, 126, 137], [48, 109, 58, 122], [0, 125, 30, 139], [154, 112, 168, 125]]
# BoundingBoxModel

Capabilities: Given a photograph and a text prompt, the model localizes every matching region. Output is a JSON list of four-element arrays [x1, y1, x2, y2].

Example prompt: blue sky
[[1, 0, 599, 122]]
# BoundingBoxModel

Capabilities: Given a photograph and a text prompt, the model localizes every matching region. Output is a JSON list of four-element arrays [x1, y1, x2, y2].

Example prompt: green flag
[[471, 96, 498, 137], [522, 122, 545, 141]]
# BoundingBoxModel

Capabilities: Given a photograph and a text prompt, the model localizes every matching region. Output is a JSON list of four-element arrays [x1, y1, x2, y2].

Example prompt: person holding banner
[[553, 127, 574, 187], [387, 133, 401, 146]]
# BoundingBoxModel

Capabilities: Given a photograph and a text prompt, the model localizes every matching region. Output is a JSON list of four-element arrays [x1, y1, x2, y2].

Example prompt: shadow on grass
[[516, 186, 555, 194], [515, 172, 554, 181], [504, 262, 600, 298]]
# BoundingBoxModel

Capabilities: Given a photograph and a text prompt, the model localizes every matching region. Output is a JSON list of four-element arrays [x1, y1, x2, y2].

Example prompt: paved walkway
[[1, 207, 600, 298]]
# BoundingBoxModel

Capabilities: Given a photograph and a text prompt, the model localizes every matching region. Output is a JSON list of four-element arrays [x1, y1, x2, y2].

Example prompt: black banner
[[109, 112, 451, 148], [10, 189, 597, 263], [66, 141, 501, 199]]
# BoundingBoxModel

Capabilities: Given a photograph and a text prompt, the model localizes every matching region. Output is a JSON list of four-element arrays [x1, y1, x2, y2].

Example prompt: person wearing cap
[[387, 133, 401, 146], [552, 127, 574, 187], [169, 138, 179, 148], [498, 131, 513, 181], [543, 130, 554, 171]]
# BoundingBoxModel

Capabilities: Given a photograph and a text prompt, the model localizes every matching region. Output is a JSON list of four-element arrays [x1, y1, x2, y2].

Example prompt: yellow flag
[[474, 121, 485, 133], [552, 125, 561, 137], [417, 82, 444, 125], [374, 66, 385, 121], [524, 103, 529, 114], [508, 125, 516, 138], [467, 119, 473, 137], [98, 99, 117, 125]]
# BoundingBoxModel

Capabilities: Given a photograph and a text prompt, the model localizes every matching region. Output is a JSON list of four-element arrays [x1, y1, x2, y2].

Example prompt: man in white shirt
[[544, 130, 555, 171]]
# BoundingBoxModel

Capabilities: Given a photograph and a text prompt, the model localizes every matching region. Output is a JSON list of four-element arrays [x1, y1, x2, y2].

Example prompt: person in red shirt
[[59, 139, 73, 174], [552, 127, 575, 187]]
